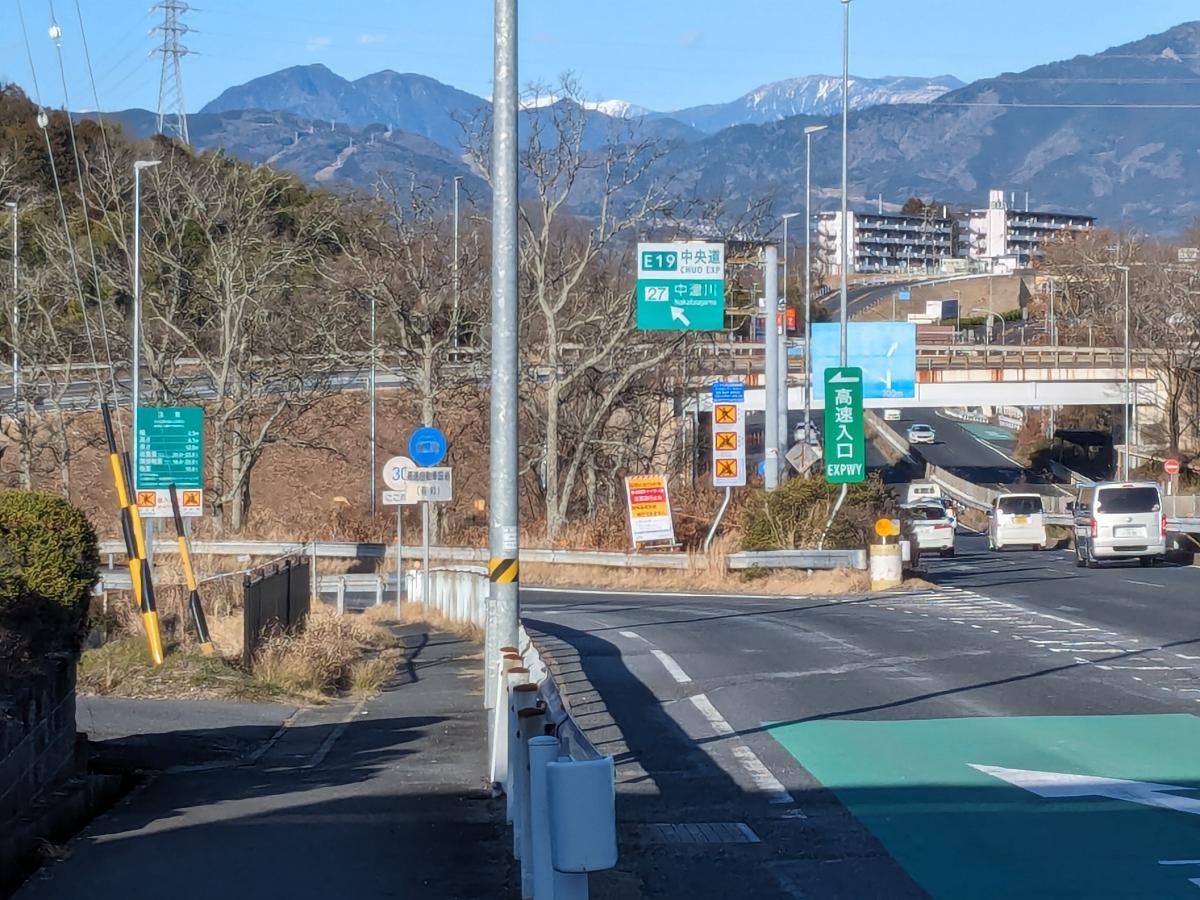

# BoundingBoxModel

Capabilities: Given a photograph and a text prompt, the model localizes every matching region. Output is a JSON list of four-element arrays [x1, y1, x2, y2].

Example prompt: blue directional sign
[[898, 289, 911, 301], [811, 322, 916, 401], [408, 426, 447, 467], [711, 382, 746, 404]]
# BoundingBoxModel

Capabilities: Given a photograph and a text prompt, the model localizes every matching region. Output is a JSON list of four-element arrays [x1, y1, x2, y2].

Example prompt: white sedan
[[907, 423, 936, 444], [904, 502, 956, 557]]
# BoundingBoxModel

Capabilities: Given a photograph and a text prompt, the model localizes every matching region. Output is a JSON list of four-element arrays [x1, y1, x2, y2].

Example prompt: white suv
[[1072, 481, 1167, 568]]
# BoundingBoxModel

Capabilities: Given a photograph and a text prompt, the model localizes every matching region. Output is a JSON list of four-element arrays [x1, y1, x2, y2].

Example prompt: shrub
[[0, 491, 99, 653], [741, 473, 901, 551]]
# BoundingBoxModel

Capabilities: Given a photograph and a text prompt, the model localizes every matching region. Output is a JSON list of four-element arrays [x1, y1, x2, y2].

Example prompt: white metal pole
[[1123, 266, 1131, 479], [804, 143, 813, 442], [132, 166, 142, 456], [395, 506, 405, 609], [369, 293, 377, 518], [453, 175, 462, 349], [839, 0, 851, 367], [777, 224, 789, 460], [7, 201, 16, 403], [764, 245, 780, 490], [422, 499, 431, 605]]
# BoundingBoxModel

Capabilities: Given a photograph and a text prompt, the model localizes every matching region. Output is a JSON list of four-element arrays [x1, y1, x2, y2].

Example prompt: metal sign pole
[[422, 499, 431, 605], [764, 244, 780, 490], [395, 505, 404, 609]]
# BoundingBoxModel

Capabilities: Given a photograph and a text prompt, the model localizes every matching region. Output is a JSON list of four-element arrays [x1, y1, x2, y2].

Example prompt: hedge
[[742, 473, 901, 551], [0, 491, 99, 653]]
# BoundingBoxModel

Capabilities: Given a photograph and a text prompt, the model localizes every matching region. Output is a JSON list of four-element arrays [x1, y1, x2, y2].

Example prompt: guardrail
[[96, 540, 869, 573], [728, 549, 866, 570]]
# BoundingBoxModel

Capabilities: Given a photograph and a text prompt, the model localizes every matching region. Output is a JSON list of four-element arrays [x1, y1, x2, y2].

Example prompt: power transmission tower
[[153, 1, 191, 145]]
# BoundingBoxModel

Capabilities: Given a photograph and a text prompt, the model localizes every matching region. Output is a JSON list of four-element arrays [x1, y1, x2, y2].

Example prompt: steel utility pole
[[780, 215, 800, 458], [839, 0, 851, 366], [764, 244, 780, 490], [1118, 264, 1131, 478], [488, 0, 519, 716], [133, 159, 160, 564]]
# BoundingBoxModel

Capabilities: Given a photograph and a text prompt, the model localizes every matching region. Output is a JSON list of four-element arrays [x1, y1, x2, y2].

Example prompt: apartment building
[[816, 209, 953, 275], [966, 189, 1095, 272]]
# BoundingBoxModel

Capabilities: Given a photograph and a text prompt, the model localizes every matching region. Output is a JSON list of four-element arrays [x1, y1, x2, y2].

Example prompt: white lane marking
[[731, 744, 795, 805], [1124, 579, 1162, 588], [619, 630, 650, 643], [689, 694, 735, 736], [1160, 860, 1200, 865], [687, 693, 797, 807], [1178, 654, 1200, 661], [651, 649, 692, 684], [972, 764, 1200, 815], [1058, 605, 1083, 612], [302, 697, 369, 769]]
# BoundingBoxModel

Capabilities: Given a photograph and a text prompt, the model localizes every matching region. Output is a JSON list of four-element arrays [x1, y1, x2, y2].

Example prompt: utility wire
[[48, 0, 125, 432], [16, 0, 106, 421]]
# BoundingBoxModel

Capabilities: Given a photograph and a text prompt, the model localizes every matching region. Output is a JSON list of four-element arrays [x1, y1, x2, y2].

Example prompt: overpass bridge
[[695, 344, 1159, 410]]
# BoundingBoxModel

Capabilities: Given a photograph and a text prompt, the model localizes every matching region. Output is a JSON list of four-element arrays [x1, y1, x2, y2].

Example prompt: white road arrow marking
[[971, 764, 1200, 815], [828, 371, 860, 384], [670, 306, 691, 326]]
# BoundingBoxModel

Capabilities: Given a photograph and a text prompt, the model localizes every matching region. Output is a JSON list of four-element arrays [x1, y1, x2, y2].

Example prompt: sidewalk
[[19, 625, 515, 899]]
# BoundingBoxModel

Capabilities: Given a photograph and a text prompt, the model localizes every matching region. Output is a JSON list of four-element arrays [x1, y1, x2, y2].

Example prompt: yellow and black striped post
[[169, 483, 213, 655], [489, 556, 519, 585], [101, 403, 164, 666]]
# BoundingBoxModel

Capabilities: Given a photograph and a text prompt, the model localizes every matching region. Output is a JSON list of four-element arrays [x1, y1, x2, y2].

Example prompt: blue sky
[[2, 1, 1197, 113]]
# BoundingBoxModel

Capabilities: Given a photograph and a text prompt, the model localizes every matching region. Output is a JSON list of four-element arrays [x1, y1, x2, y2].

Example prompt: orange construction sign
[[714, 431, 738, 451], [715, 459, 739, 479], [182, 490, 202, 507], [714, 404, 737, 424], [137, 491, 158, 508]]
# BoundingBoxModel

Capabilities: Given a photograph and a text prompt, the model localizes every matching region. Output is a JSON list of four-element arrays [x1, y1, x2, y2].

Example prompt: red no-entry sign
[[1164, 458, 1181, 476]]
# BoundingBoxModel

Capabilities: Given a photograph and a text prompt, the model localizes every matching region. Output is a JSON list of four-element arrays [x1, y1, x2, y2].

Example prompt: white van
[[1072, 481, 1167, 568], [988, 493, 1046, 551], [905, 481, 942, 504]]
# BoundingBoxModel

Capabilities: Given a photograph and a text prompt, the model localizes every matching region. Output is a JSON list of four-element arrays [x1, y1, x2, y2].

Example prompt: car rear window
[[998, 496, 1042, 515], [908, 506, 947, 521], [911, 425, 931, 431], [1096, 487, 1161, 514]]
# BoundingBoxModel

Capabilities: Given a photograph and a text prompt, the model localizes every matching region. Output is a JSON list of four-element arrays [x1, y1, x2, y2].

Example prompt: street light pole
[[452, 174, 462, 348], [839, 0, 851, 367], [6, 201, 16, 402], [764, 244, 780, 490], [133, 159, 161, 564], [803, 124, 827, 443], [368, 291, 377, 518]]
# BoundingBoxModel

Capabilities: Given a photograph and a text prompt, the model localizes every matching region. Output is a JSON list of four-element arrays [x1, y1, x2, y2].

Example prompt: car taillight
[[1162, 513, 1168, 535], [1090, 518, 1098, 538]]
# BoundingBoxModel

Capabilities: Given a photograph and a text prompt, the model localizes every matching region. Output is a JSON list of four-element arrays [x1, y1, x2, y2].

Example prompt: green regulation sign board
[[636, 241, 725, 331], [823, 366, 865, 484], [135, 406, 204, 490]]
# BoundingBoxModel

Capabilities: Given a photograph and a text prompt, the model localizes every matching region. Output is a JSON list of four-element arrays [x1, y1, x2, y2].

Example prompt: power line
[[153, 0, 192, 145]]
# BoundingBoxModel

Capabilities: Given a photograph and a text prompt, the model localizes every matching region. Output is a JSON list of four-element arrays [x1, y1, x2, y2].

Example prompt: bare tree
[[136, 151, 350, 530]]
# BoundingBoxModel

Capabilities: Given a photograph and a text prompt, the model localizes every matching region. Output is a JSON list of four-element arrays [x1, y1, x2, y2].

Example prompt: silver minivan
[[1072, 481, 1167, 568], [988, 493, 1047, 551]]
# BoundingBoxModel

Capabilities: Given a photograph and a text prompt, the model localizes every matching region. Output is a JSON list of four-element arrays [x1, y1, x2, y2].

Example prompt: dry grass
[[250, 607, 399, 702], [80, 605, 403, 704]]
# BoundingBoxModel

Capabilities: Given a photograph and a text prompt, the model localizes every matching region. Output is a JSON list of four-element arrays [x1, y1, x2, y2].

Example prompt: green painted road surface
[[959, 421, 1017, 443], [769, 715, 1200, 899]]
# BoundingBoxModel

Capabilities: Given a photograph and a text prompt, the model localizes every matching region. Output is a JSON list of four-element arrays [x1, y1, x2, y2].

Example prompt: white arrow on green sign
[[636, 241, 725, 331], [823, 367, 865, 484]]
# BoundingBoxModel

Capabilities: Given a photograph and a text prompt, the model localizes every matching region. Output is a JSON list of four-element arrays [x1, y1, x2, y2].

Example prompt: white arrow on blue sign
[[408, 426, 447, 467]]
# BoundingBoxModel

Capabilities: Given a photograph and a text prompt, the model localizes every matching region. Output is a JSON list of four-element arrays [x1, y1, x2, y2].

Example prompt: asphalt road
[[884, 407, 1037, 485], [525, 537, 1200, 899]]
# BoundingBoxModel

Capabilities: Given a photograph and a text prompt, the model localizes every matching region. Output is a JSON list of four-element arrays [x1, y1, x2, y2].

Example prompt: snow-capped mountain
[[664, 74, 964, 133], [520, 93, 651, 118]]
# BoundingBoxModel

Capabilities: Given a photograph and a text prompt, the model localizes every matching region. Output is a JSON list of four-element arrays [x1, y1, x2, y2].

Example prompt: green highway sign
[[768, 714, 1200, 899], [135, 406, 204, 490], [823, 366, 865, 484], [636, 241, 725, 331]]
